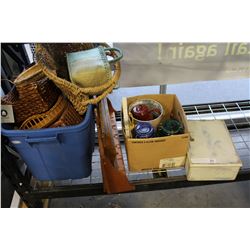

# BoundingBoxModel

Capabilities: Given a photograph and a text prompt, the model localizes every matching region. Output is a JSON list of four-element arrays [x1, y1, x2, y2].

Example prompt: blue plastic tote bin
[[2, 105, 95, 181]]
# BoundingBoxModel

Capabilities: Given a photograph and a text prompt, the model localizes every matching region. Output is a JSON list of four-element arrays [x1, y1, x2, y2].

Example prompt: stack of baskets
[[1, 63, 83, 130], [2, 43, 121, 129]]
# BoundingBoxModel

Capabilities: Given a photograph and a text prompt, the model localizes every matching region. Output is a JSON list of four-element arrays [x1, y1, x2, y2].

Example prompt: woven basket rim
[[14, 64, 43, 85], [49, 101, 83, 128], [19, 95, 67, 129]]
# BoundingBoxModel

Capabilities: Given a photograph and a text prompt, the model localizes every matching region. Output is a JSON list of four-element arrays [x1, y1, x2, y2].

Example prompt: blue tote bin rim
[[1, 104, 94, 136]]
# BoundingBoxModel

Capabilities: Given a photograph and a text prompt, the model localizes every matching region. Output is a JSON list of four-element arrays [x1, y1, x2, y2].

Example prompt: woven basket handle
[[104, 47, 123, 64], [84, 80, 116, 106]]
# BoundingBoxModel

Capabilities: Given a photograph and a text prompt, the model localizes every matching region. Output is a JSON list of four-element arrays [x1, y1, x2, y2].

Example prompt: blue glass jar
[[134, 122, 155, 138]]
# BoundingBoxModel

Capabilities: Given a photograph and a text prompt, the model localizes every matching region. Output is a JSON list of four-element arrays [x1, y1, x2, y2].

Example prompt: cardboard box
[[186, 120, 242, 181], [122, 94, 190, 171]]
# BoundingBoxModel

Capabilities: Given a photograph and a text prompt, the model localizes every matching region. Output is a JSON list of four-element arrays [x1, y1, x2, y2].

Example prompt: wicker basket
[[35, 43, 121, 115], [49, 101, 83, 128], [1, 76, 60, 124], [19, 95, 67, 129], [14, 63, 45, 85]]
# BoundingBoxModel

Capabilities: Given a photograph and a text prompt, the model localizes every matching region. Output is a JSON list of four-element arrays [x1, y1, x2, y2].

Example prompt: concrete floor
[[49, 180, 250, 208]]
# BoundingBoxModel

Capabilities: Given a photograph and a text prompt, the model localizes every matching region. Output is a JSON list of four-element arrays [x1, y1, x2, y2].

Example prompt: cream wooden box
[[186, 120, 242, 181]]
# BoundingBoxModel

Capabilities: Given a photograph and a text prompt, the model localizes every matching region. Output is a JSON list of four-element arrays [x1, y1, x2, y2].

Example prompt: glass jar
[[134, 122, 155, 138]]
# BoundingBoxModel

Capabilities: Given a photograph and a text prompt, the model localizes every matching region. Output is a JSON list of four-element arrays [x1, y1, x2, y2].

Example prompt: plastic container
[[2, 105, 95, 181]]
